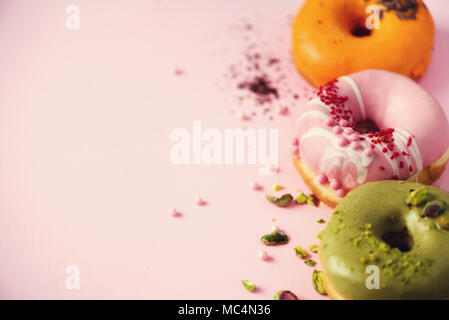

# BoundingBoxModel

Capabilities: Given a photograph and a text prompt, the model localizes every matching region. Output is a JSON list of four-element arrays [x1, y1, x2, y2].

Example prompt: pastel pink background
[[0, 0, 448, 299]]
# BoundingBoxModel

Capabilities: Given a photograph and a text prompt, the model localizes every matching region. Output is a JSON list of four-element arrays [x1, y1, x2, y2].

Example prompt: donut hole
[[355, 119, 380, 133], [382, 228, 414, 252], [351, 25, 372, 37]]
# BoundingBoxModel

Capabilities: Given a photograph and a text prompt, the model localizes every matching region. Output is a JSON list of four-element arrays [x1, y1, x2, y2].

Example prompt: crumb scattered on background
[[219, 18, 312, 121]]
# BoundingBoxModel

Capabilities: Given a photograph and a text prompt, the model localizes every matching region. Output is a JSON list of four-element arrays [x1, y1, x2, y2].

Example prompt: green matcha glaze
[[320, 181, 449, 299]]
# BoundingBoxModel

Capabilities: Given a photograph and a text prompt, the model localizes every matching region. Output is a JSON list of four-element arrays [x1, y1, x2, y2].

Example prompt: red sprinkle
[[390, 152, 400, 160], [316, 80, 352, 125]]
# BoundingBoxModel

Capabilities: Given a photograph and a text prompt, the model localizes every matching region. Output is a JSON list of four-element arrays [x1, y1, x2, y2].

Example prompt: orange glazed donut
[[292, 0, 435, 87]]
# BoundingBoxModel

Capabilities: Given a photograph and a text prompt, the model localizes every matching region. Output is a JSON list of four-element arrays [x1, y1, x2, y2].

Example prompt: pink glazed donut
[[292, 70, 449, 207]]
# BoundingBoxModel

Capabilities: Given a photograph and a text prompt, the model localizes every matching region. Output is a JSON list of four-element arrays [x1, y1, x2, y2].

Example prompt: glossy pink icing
[[295, 70, 449, 194]]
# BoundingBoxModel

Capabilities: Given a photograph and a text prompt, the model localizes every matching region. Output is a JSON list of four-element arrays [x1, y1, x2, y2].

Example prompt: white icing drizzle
[[339, 76, 366, 119], [307, 97, 331, 110], [301, 127, 372, 184], [394, 128, 423, 172], [298, 110, 329, 123], [392, 131, 413, 178]]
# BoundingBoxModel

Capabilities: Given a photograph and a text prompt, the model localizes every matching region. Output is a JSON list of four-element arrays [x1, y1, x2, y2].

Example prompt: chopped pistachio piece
[[423, 200, 447, 217], [261, 231, 289, 246], [309, 244, 319, 253], [369, 253, 378, 262], [406, 187, 429, 206], [307, 194, 320, 207], [312, 270, 327, 295], [274, 290, 298, 300], [266, 194, 293, 207], [294, 246, 308, 259], [241, 280, 256, 292], [438, 215, 449, 230], [272, 184, 284, 191], [304, 259, 317, 267], [295, 193, 307, 205], [317, 219, 326, 224]]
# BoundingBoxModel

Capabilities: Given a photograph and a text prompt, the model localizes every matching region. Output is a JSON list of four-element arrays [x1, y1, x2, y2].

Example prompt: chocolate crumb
[[238, 77, 279, 104], [378, 0, 419, 20], [220, 19, 306, 120]]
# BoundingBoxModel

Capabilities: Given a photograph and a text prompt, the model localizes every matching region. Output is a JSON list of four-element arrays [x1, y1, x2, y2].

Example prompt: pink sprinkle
[[237, 112, 249, 121], [266, 163, 279, 173], [259, 251, 269, 261], [291, 138, 299, 146], [330, 179, 340, 190], [195, 197, 205, 206], [339, 119, 350, 127], [250, 181, 261, 190], [332, 126, 343, 135], [344, 127, 354, 135], [276, 106, 288, 115], [338, 137, 350, 147], [326, 118, 335, 127], [172, 67, 183, 75], [315, 174, 329, 185], [169, 208, 179, 217], [351, 142, 361, 150], [349, 134, 359, 142], [336, 189, 346, 198], [364, 148, 374, 157]]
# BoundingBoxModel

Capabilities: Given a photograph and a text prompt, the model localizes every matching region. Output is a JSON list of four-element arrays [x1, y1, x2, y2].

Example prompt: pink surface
[[0, 0, 448, 300]]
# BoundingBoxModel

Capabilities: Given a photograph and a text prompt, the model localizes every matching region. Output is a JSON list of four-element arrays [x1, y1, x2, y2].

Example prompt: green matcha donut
[[319, 181, 449, 300]]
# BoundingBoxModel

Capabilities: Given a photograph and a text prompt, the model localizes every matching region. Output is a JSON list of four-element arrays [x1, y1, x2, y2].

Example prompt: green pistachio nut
[[438, 215, 449, 230], [274, 290, 298, 300], [307, 194, 320, 207], [406, 187, 429, 206], [294, 246, 308, 259], [309, 244, 319, 253], [266, 194, 293, 207], [261, 231, 289, 246], [304, 259, 317, 267], [423, 200, 447, 217], [295, 193, 307, 205], [312, 270, 327, 295], [241, 280, 256, 292]]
